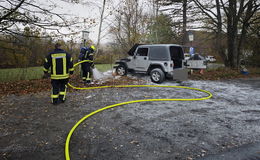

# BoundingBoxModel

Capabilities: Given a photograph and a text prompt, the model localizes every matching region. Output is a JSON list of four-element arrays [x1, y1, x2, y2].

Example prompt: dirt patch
[[189, 67, 260, 80], [0, 76, 144, 97]]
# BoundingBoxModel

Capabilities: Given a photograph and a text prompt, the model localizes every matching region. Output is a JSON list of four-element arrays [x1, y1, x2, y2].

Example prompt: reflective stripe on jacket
[[78, 47, 94, 63], [43, 49, 74, 79]]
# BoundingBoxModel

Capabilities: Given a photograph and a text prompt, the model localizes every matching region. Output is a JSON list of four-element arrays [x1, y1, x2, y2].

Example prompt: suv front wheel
[[150, 68, 165, 83], [116, 65, 127, 76]]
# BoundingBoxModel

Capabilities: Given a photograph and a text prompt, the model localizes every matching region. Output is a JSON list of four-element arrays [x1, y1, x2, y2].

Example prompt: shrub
[[94, 53, 126, 64]]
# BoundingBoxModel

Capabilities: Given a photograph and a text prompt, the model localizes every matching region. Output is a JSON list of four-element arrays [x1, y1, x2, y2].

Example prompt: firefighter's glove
[[91, 64, 95, 69]]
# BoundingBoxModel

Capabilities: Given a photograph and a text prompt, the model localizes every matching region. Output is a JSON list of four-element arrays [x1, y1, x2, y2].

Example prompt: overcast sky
[[42, 0, 122, 44], [39, 0, 153, 44]]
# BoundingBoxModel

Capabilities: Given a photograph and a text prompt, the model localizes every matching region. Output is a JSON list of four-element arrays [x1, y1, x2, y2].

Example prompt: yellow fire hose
[[65, 60, 213, 160]]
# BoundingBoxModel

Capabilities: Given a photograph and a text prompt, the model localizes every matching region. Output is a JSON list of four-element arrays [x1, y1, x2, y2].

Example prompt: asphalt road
[[0, 77, 260, 160]]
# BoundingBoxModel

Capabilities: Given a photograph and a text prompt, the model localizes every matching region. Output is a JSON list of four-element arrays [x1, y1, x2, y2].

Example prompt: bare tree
[[193, 0, 228, 65], [193, 0, 259, 67], [65, 0, 115, 50], [110, 0, 148, 52], [96, 0, 107, 52], [0, 0, 88, 38], [225, 0, 260, 67], [158, 0, 189, 44]]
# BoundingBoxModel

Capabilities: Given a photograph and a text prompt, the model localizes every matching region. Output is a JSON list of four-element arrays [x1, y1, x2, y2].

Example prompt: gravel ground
[[0, 77, 260, 160]]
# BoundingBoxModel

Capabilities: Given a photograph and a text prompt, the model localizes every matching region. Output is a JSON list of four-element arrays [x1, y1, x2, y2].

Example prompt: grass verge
[[0, 64, 113, 82]]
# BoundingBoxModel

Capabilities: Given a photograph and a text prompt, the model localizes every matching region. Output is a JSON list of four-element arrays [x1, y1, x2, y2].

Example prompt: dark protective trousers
[[81, 62, 92, 82], [51, 79, 69, 104]]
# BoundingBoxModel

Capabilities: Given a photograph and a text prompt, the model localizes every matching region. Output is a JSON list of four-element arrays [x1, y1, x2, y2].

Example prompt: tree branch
[[193, 0, 218, 25], [0, 0, 25, 22]]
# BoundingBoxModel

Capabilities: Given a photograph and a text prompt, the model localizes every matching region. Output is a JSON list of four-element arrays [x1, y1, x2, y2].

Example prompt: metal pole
[[83, 39, 86, 47]]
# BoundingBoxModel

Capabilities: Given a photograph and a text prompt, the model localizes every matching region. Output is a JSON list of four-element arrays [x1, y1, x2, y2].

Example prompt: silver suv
[[115, 44, 186, 83]]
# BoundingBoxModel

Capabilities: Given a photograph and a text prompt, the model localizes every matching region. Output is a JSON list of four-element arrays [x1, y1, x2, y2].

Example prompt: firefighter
[[43, 43, 74, 105], [78, 45, 96, 83]]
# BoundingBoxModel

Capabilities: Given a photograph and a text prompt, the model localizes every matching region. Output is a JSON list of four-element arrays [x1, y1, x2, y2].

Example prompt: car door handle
[[144, 57, 147, 60]]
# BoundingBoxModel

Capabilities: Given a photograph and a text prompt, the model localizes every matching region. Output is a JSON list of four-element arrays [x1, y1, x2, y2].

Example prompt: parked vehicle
[[114, 44, 207, 83], [205, 55, 216, 62], [184, 53, 191, 60], [114, 44, 183, 83]]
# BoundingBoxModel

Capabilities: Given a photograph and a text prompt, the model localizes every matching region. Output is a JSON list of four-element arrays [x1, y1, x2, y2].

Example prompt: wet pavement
[[0, 77, 260, 160], [72, 78, 260, 160]]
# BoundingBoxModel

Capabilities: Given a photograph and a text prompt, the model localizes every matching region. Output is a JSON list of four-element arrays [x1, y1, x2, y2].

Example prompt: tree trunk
[[96, 0, 106, 55], [182, 0, 187, 45], [226, 0, 239, 68], [215, 0, 228, 66], [237, 22, 248, 65], [237, 0, 254, 65], [227, 32, 238, 67], [216, 33, 229, 66]]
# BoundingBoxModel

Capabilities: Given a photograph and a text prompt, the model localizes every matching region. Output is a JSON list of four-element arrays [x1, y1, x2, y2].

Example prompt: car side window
[[149, 46, 169, 60], [136, 48, 148, 56]]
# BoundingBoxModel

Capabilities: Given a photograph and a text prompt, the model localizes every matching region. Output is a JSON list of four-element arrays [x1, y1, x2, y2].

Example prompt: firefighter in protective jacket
[[43, 43, 74, 105], [78, 45, 96, 83]]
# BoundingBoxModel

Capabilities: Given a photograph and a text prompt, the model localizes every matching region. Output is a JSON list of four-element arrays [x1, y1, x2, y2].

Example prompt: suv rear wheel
[[150, 68, 165, 83], [116, 65, 127, 76]]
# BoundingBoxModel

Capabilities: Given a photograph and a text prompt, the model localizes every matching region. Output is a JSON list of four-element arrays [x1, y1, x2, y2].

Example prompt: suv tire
[[150, 68, 165, 83], [116, 65, 127, 76]]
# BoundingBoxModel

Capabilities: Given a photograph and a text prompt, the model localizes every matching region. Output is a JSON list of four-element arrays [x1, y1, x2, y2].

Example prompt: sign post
[[82, 30, 89, 46], [188, 31, 194, 56]]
